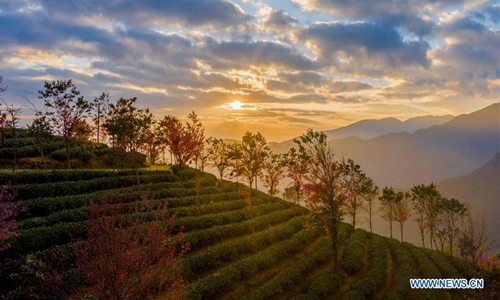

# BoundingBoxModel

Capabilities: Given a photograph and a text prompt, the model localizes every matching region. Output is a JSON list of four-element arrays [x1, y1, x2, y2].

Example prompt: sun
[[228, 100, 243, 110]]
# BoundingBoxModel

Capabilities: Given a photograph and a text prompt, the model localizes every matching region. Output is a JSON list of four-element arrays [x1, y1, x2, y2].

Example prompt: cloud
[[203, 40, 318, 71], [38, 0, 251, 28], [299, 22, 431, 71]]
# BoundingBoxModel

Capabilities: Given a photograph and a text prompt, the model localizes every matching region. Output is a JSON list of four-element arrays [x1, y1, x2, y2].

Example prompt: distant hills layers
[[269, 103, 500, 252]]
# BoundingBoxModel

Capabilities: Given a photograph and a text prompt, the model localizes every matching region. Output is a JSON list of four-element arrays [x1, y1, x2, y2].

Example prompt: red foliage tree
[[0, 182, 23, 251], [72, 196, 189, 300]]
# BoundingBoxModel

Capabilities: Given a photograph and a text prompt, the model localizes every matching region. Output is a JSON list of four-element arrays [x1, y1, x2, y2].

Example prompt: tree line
[[0, 76, 493, 268]]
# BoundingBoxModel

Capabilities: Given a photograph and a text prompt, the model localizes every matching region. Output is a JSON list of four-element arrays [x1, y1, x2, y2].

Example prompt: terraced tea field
[[0, 169, 493, 299]]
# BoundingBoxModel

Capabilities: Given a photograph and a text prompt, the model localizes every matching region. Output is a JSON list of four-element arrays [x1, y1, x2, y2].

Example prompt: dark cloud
[[300, 22, 431, 70], [204, 40, 318, 71], [39, 0, 250, 28], [293, 0, 458, 35], [264, 10, 299, 29]]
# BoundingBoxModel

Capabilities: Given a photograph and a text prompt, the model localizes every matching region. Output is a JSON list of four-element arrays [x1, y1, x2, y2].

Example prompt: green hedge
[[187, 227, 322, 300], [184, 207, 305, 251], [13, 173, 178, 200], [181, 215, 307, 281], [305, 270, 347, 299], [348, 234, 387, 298], [2, 222, 88, 259], [243, 239, 333, 300], [340, 229, 367, 274], [176, 202, 286, 232], [386, 238, 419, 299]]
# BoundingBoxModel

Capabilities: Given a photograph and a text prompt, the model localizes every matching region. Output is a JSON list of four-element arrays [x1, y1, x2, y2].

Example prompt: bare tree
[[0, 99, 22, 171], [458, 205, 490, 264]]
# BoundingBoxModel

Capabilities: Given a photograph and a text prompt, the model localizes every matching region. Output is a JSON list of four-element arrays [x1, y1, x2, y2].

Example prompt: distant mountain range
[[270, 103, 499, 188], [322, 115, 454, 140], [437, 152, 500, 254]]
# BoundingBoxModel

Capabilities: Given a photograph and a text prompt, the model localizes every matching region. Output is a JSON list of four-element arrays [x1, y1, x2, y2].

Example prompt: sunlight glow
[[229, 100, 243, 110]]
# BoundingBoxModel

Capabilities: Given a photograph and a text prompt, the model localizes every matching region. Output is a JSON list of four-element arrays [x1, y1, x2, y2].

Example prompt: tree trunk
[[369, 205, 373, 233], [400, 224, 404, 242], [352, 208, 356, 229], [389, 220, 393, 238]]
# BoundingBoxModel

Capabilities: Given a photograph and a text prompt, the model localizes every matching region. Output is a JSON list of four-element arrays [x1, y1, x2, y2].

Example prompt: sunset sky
[[0, 0, 498, 141]]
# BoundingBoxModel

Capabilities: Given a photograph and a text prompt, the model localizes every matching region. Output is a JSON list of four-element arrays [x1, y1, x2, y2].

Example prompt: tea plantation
[[0, 169, 495, 299]]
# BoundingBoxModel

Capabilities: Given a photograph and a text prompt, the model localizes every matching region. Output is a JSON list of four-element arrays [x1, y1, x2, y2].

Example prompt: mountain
[[268, 103, 500, 188], [437, 153, 500, 254], [328, 103, 499, 187], [322, 115, 454, 140]]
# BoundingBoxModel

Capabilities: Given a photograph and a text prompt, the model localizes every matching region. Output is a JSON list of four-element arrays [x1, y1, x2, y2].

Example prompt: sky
[[0, 0, 498, 142]]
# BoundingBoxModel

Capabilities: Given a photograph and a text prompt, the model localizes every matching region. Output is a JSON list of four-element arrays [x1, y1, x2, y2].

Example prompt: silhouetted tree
[[379, 186, 398, 239], [343, 159, 365, 229], [359, 177, 379, 233], [39, 79, 91, 168], [411, 183, 441, 250], [231, 132, 269, 220], [285, 147, 308, 205], [261, 152, 288, 196], [206, 137, 230, 182], [295, 129, 347, 270], [0, 98, 22, 170], [458, 206, 489, 264], [394, 192, 411, 242], [438, 197, 466, 255]]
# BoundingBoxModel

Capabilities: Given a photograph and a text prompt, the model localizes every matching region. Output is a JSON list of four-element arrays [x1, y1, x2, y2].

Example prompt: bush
[[341, 229, 367, 274]]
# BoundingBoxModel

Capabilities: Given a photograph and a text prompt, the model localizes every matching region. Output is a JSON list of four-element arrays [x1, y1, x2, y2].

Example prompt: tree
[[458, 206, 490, 264], [437, 197, 466, 256], [411, 183, 442, 250], [160, 112, 205, 168], [0, 182, 23, 251], [359, 177, 379, 233], [72, 196, 189, 299], [0, 76, 7, 147], [393, 192, 412, 242], [294, 129, 347, 270], [285, 147, 308, 205], [261, 152, 288, 196], [227, 142, 244, 183], [343, 159, 365, 228], [104, 97, 152, 153], [39, 79, 91, 168], [92, 92, 110, 145], [186, 111, 205, 170], [379, 187, 397, 239], [206, 137, 230, 182], [25, 97, 53, 169], [230, 132, 269, 221], [0, 98, 22, 170]]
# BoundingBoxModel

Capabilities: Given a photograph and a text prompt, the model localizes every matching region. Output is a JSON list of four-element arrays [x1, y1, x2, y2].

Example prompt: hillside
[[437, 153, 500, 254], [322, 115, 454, 140], [0, 169, 495, 299], [313, 103, 499, 188]]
